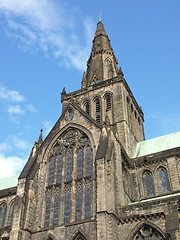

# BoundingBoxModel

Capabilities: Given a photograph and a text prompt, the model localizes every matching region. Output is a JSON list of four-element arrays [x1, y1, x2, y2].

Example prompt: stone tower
[[0, 20, 179, 240]]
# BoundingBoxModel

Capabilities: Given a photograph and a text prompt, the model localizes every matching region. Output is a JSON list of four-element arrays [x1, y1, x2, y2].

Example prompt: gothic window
[[64, 191, 71, 223], [85, 186, 92, 219], [85, 147, 92, 177], [132, 224, 166, 240], [96, 99, 100, 113], [75, 188, 83, 220], [85, 101, 90, 115], [44, 128, 93, 227], [48, 156, 55, 186], [56, 154, 63, 184], [66, 149, 73, 182], [44, 196, 51, 227], [77, 149, 83, 179], [53, 193, 60, 225], [0, 204, 7, 227], [105, 95, 111, 111], [159, 168, 169, 192], [95, 98, 101, 123], [2, 206, 7, 227], [144, 172, 154, 196]]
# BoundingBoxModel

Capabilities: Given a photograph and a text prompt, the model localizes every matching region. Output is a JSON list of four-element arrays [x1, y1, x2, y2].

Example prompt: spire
[[85, 21, 118, 87], [37, 129, 43, 147]]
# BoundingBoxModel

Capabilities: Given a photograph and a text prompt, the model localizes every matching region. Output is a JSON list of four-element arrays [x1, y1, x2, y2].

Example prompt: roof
[[133, 131, 180, 158], [0, 175, 19, 190]]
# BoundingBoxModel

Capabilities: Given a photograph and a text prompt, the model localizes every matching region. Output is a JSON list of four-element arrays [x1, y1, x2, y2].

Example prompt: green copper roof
[[133, 131, 180, 158], [0, 175, 19, 190]]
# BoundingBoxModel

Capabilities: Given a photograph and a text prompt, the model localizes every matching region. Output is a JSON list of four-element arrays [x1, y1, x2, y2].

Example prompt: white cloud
[[26, 104, 37, 113], [11, 135, 31, 150], [0, 0, 95, 71], [0, 142, 12, 152], [0, 84, 25, 102], [0, 153, 25, 177], [7, 104, 25, 115]]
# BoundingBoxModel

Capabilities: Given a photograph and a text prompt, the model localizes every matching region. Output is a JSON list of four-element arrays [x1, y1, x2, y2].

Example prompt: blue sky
[[0, 0, 180, 177]]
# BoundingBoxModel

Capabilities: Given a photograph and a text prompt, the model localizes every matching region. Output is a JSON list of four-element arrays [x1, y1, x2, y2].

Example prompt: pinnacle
[[37, 129, 43, 146]]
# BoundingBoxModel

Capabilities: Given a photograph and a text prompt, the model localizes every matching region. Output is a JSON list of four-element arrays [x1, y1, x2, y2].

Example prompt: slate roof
[[133, 131, 180, 158]]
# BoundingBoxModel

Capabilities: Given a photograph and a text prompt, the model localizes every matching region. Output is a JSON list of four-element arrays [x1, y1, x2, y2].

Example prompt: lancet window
[[84, 101, 90, 115], [105, 95, 112, 111], [144, 171, 154, 196], [95, 98, 101, 123], [44, 128, 93, 227], [0, 203, 7, 227], [159, 168, 169, 192]]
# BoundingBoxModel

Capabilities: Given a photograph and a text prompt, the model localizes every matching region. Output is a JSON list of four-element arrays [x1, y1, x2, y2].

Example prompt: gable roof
[[133, 131, 180, 158]]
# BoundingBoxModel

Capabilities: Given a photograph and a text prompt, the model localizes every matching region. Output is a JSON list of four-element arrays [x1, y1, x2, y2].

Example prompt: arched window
[[144, 171, 154, 196], [85, 101, 90, 115], [0, 203, 7, 227], [130, 223, 167, 240], [159, 168, 169, 192], [105, 95, 111, 111], [44, 128, 93, 226], [95, 98, 101, 123], [2, 206, 7, 227]]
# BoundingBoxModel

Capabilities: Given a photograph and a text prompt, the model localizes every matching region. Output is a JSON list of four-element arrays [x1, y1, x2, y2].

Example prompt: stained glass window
[[160, 169, 169, 192], [66, 151, 73, 182], [77, 149, 83, 179], [2, 206, 7, 227], [85, 147, 92, 177], [48, 157, 55, 186], [75, 188, 83, 220], [145, 172, 154, 196], [44, 197, 51, 227], [64, 191, 71, 223], [85, 186, 91, 219], [53, 194, 60, 225], [56, 155, 63, 184]]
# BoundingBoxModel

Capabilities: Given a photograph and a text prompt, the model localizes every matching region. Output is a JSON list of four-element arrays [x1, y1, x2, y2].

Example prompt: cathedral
[[0, 20, 180, 240]]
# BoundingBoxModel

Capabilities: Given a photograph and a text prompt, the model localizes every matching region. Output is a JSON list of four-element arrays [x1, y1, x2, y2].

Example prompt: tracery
[[44, 128, 93, 227]]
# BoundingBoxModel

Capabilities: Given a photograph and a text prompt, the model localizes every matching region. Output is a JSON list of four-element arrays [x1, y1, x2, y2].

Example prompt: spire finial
[[98, 11, 102, 21]]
